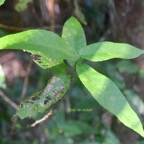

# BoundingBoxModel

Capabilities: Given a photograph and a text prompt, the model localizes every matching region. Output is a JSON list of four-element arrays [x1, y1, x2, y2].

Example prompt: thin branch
[[0, 24, 62, 31], [0, 24, 27, 31], [47, 0, 55, 32], [20, 58, 33, 101], [30, 110, 52, 127], [0, 90, 19, 110]]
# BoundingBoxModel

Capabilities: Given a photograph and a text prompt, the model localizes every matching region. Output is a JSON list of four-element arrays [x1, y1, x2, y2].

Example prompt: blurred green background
[[0, 0, 144, 143]]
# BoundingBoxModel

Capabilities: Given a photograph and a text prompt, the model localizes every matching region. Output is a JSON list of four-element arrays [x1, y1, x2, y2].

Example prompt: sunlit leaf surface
[[0, 30, 76, 68], [0, 0, 5, 6], [62, 17, 86, 54], [80, 42, 144, 62], [76, 63, 144, 137]]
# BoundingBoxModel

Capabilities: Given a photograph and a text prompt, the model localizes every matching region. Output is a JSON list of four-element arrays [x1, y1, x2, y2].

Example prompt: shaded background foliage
[[0, 0, 144, 144]]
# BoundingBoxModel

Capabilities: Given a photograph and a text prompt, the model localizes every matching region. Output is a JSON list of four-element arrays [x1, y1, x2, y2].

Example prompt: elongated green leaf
[[0, 0, 5, 6], [17, 74, 71, 119], [62, 17, 86, 54], [0, 29, 76, 68], [80, 42, 144, 62], [76, 63, 144, 137]]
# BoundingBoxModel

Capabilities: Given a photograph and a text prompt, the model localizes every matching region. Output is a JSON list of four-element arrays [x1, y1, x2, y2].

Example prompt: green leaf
[[116, 60, 138, 74], [17, 73, 71, 119], [124, 89, 144, 115], [80, 42, 144, 62], [76, 63, 144, 137], [139, 69, 144, 78], [58, 121, 82, 137], [74, 0, 87, 25], [15, 0, 32, 12], [0, 29, 76, 69], [103, 131, 120, 144], [0, 0, 5, 6], [74, 9, 87, 25], [62, 17, 86, 54]]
